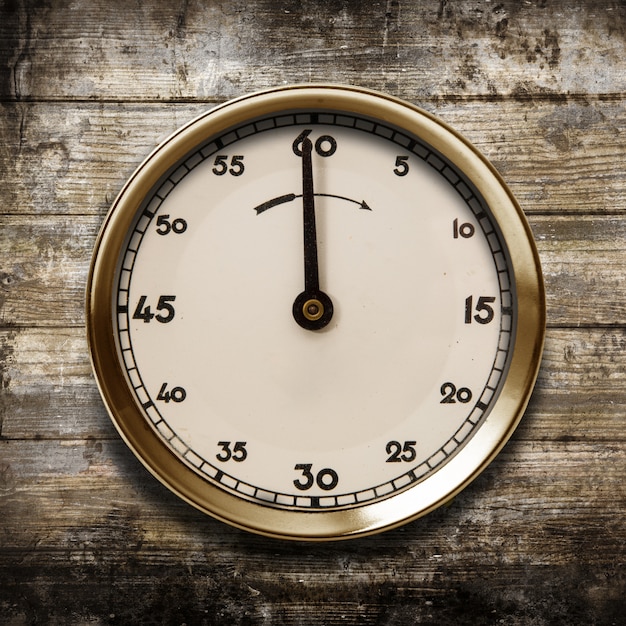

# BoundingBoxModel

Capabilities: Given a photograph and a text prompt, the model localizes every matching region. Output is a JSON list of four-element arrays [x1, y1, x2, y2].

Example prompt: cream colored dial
[[87, 86, 545, 540]]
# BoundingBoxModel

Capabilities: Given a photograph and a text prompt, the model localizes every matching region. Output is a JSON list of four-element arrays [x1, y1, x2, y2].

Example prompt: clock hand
[[292, 138, 334, 331], [302, 137, 320, 295]]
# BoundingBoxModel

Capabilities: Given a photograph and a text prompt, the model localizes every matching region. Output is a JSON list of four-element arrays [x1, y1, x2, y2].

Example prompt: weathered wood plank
[[1, 567, 623, 626], [0, 436, 623, 623], [1, 326, 625, 442], [1, 0, 625, 101], [1, 100, 625, 217], [1, 0, 624, 623], [0, 327, 114, 439], [0, 216, 97, 328], [1, 214, 625, 328], [5, 436, 622, 553]]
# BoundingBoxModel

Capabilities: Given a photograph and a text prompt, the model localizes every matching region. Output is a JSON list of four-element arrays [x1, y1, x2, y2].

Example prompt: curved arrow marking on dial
[[254, 193, 372, 214]]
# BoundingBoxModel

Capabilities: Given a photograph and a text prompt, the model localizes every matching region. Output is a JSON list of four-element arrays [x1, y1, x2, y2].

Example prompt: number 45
[[132, 295, 176, 323]]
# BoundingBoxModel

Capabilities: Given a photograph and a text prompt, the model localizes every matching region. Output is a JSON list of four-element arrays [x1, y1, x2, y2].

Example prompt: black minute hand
[[292, 138, 334, 331], [302, 138, 320, 294]]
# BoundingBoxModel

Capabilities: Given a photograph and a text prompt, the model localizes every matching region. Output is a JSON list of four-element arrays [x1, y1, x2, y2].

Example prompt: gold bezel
[[86, 85, 545, 540]]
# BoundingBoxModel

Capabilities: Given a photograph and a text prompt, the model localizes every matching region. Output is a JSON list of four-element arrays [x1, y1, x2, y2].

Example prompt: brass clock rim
[[86, 84, 546, 541]]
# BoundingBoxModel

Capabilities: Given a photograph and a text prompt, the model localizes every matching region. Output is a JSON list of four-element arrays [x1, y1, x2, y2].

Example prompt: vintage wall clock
[[87, 85, 545, 540]]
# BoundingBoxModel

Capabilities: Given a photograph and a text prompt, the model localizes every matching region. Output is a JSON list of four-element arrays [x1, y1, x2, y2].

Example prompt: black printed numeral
[[132, 295, 176, 323], [393, 156, 409, 176], [440, 382, 473, 404], [385, 440, 417, 463], [292, 130, 337, 157], [212, 155, 245, 176], [156, 383, 187, 403], [156, 214, 188, 235], [464, 296, 496, 324], [293, 464, 339, 491], [453, 218, 475, 239], [216, 441, 248, 462]]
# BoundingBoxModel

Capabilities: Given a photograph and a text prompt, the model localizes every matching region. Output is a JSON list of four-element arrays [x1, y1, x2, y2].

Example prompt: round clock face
[[87, 85, 545, 540]]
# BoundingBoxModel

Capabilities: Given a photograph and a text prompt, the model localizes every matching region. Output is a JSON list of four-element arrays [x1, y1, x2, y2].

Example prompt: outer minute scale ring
[[86, 85, 545, 540]]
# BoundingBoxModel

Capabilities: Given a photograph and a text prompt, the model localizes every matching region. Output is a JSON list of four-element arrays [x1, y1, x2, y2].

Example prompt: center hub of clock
[[303, 298, 323, 321]]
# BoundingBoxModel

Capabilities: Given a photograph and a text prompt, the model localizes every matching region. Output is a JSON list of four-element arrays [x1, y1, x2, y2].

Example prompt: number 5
[[393, 156, 409, 176]]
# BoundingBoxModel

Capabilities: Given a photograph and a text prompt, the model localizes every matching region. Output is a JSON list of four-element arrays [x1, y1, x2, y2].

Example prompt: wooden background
[[1, 0, 624, 623]]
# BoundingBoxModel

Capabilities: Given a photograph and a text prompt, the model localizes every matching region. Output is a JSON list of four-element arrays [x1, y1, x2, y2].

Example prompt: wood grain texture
[[1, 100, 625, 217], [1, 327, 625, 442], [1, 0, 625, 101], [2, 214, 626, 329], [1, 0, 624, 624]]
